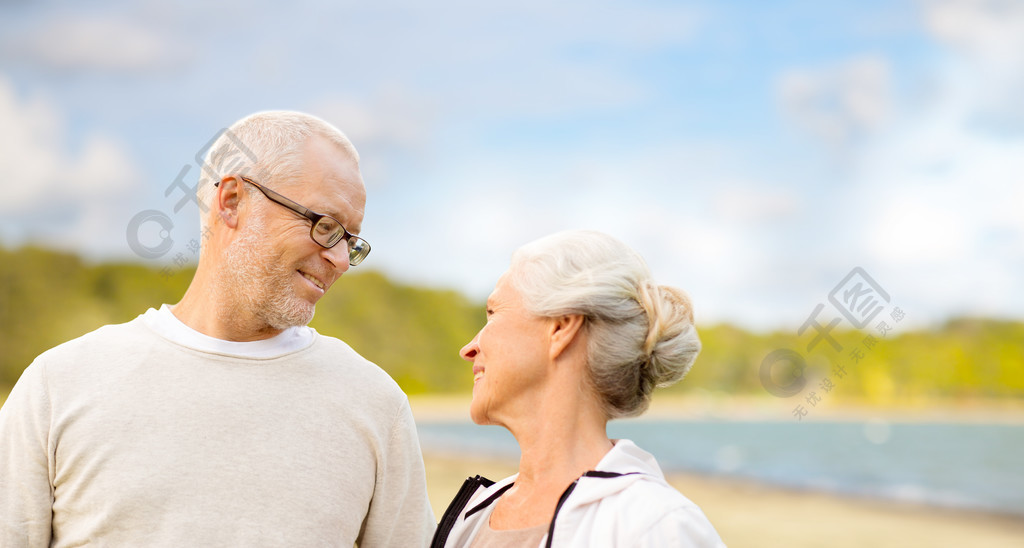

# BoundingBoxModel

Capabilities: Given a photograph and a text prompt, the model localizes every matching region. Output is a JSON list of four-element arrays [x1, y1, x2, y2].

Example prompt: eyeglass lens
[[311, 217, 369, 265]]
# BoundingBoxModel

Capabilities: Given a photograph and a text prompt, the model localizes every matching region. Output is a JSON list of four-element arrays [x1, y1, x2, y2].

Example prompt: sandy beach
[[413, 395, 1024, 547]]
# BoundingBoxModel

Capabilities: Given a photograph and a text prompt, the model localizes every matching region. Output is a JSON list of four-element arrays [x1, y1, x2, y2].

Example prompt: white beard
[[220, 218, 316, 330]]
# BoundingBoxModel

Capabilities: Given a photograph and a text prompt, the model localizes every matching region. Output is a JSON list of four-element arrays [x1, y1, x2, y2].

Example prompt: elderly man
[[0, 111, 435, 546]]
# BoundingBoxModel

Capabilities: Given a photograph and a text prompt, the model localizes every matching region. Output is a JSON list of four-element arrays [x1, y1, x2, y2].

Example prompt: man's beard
[[221, 219, 316, 330]]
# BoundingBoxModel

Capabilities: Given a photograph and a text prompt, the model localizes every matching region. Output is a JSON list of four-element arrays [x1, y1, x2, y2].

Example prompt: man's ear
[[549, 314, 585, 361], [216, 176, 243, 229]]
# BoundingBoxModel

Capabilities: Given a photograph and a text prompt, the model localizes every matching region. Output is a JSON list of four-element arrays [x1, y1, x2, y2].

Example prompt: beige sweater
[[0, 315, 434, 547]]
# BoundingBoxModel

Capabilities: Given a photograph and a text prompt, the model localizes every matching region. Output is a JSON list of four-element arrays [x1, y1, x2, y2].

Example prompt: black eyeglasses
[[216, 175, 371, 266]]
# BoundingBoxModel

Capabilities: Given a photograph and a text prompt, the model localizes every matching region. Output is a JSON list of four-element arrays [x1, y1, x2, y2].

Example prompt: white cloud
[[713, 184, 801, 223], [859, 124, 1024, 277], [921, 0, 1024, 64], [459, 61, 650, 120], [308, 92, 434, 152], [70, 135, 141, 194], [868, 194, 972, 265], [291, 0, 701, 121], [844, 3, 1024, 322], [778, 56, 891, 148], [356, 0, 703, 52], [305, 91, 439, 186], [364, 139, 818, 329], [762, 1, 1024, 324], [4, 15, 189, 72], [0, 79, 63, 209], [1, 0, 1020, 330], [0, 74, 139, 215], [918, 0, 1024, 122], [522, 0, 704, 51]]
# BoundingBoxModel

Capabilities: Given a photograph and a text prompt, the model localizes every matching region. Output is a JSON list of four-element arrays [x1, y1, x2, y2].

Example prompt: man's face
[[223, 136, 366, 330]]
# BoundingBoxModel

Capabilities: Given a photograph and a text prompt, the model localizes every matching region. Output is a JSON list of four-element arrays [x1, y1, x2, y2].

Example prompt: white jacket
[[431, 439, 725, 547]]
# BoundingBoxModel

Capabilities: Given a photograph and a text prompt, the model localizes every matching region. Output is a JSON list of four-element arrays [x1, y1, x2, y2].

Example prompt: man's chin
[[263, 303, 316, 330]]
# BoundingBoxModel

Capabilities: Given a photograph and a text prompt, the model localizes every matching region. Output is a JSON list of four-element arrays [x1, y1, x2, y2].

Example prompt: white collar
[[141, 304, 316, 359]]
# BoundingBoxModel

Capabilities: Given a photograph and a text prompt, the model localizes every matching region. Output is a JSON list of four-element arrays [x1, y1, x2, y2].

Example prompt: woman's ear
[[216, 176, 243, 229], [549, 314, 585, 361]]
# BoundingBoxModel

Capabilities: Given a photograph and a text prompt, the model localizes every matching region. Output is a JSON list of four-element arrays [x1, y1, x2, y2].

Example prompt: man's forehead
[[319, 188, 365, 234], [286, 155, 366, 232], [309, 176, 364, 208], [278, 174, 361, 205]]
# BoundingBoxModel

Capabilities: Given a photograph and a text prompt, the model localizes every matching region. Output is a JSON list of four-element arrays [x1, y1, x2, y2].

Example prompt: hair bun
[[508, 229, 702, 418], [637, 282, 664, 356], [638, 284, 700, 387]]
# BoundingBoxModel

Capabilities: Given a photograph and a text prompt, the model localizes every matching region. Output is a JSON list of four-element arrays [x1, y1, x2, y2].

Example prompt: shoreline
[[423, 451, 1024, 547], [409, 393, 1024, 424], [422, 444, 1024, 520]]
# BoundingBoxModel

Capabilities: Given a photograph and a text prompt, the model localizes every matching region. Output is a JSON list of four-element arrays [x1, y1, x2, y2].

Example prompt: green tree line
[[2, 246, 1023, 404]]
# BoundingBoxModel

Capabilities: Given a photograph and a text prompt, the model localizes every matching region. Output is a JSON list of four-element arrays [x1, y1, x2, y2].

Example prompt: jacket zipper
[[430, 475, 494, 547], [544, 480, 578, 548], [544, 471, 638, 547]]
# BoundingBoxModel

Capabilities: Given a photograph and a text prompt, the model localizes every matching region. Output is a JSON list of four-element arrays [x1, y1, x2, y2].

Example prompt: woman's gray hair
[[509, 230, 701, 419], [196, 111, 359, 231]]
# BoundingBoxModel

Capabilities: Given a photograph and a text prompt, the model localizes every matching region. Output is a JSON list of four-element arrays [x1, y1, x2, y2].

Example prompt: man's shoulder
[[306, 333, 405, 394], [19, 317, 154, 393], [36, 317, 150, 364], [309, 332, 360, 355], [300, 333, 416, 428]]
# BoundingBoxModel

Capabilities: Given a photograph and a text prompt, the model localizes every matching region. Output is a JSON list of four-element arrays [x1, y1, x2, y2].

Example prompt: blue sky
[[1, 0, 1021, 330]]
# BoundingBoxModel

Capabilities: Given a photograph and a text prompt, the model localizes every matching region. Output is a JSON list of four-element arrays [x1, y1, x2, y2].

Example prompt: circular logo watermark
[[759, 348, 807, 398], [126, 209, 175, 259]]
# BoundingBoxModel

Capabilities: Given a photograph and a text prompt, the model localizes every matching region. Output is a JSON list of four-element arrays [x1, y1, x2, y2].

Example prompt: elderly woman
[[431, 230, 724, 547]]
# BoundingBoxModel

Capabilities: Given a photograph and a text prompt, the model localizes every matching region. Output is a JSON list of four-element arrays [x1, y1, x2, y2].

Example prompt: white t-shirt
[[141, 304, 315, 358]]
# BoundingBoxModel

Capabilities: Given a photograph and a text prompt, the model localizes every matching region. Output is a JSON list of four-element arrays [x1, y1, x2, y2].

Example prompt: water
[[415, 419, 1024, 516]]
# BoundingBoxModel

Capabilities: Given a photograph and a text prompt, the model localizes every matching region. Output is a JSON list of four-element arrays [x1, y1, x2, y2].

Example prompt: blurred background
[[1, 0, 1022, 545]]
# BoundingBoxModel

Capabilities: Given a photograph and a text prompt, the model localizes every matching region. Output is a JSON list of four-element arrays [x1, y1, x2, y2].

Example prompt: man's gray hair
[[509, 230, 701, 419], [196, 111, 359, 230]]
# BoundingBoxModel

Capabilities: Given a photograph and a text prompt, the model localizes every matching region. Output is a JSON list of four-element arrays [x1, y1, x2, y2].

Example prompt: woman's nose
[[460, 333, 480, 361]]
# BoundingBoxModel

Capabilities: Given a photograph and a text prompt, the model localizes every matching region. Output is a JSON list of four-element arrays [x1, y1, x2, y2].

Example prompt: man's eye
[[316, 219, 338, 234]]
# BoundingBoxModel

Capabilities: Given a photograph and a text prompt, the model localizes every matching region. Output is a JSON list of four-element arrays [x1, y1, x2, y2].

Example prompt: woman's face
[[459, 271, 553, 426]]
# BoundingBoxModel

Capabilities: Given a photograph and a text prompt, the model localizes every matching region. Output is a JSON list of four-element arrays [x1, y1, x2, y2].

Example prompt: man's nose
[[321, 244, 351, 275]]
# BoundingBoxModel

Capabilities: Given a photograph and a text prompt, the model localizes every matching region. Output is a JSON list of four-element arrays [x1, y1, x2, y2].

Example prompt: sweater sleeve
[[0, 360, 54, 548], [634, 506, 727, 548], [357, 397, 435, 547]]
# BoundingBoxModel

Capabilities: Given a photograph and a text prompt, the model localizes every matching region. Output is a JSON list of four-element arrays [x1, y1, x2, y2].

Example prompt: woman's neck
[[514, 416, 612, 487], [489, 389, 612, 529]]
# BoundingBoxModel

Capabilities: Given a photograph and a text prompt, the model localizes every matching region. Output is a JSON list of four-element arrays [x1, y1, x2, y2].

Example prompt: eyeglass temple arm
[[230, 176, 321, 224]]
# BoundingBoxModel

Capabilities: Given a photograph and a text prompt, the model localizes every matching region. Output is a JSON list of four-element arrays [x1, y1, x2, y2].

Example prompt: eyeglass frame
[[214, 175, 371, 266]]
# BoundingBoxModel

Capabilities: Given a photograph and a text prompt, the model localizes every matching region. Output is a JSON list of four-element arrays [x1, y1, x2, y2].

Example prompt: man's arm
[[357, 398, 435, 547], [0, 360, 55, 547]]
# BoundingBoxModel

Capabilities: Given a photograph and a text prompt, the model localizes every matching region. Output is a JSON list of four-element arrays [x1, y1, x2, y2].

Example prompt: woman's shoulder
[[618, 473, 707, 515], [577, 440, 725, 546], [580, 477, 723, 547]]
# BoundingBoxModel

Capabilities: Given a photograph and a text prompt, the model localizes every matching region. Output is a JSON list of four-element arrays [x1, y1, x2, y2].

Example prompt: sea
[[415, 418, 1024, 516]]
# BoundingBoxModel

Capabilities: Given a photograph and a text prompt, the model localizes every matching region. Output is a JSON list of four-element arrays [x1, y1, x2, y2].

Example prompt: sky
[[0, 0, 1021, 331]]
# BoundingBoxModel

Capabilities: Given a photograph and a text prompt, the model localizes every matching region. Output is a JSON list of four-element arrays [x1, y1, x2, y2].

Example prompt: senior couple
[[0, 111, 724, 547]]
